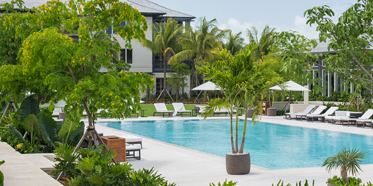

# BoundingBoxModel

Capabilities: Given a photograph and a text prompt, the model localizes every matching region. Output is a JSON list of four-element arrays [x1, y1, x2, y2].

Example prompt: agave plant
[[322, 147, 367, 183]]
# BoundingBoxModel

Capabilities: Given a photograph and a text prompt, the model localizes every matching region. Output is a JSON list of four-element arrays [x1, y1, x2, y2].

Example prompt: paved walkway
[[0, 142, 61, 186]]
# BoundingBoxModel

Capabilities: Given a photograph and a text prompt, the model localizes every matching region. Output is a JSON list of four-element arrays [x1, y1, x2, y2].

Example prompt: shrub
[[53, 144, 176, 186], [0, 160, 4, 186], [210, 179, 237, 186]]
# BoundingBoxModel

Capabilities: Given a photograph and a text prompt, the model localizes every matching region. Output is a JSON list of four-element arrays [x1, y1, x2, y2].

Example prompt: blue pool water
[[97, 120, 373, 169]]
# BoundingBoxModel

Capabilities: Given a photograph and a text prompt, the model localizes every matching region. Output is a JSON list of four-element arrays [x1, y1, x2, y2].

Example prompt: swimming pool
[[97, 119, 373, 169]]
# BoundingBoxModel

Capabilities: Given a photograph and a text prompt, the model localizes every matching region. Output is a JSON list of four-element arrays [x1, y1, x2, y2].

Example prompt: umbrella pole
[[289, 91, 292, 104], [194, 91, 203, 102]]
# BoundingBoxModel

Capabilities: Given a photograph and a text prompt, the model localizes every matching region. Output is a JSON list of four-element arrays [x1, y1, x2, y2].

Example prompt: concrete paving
[[0, 142, 61, 186], [93, 116, 373, 186], [1, 115, 373, 186]]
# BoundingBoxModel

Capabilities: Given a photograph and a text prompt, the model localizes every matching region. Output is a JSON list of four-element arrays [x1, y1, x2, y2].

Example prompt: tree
[[166, 62, 190, 101], [322, 148, 367, 183], [17, 0, 153, 133], [222, 30, 244, 55], [247, 25, 276, 61], [169, 17, 225, 94], [304, 0, 373, 93], [141, 18, 183, 100], [200, 45, 281, 154]]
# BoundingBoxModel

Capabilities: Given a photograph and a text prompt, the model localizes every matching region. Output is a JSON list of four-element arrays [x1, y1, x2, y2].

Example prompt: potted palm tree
[[323, 147, 367, 184], [200, 46, 281, 174]]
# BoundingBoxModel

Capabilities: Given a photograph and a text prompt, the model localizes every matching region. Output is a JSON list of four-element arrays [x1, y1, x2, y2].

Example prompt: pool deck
[[1, 115, 373, 185], [94, 116, 373, 185]]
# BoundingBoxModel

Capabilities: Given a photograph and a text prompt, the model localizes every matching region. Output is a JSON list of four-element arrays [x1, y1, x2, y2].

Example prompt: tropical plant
[[52, 144, 176, 186], [166, 62, 190, 101], [3, 96, 83, 153], [273, 179, 314, 186], [142, 18, 183, 100], [0, 160, 4, 186], [247, 25, 276, 61], [210, 179, 237, 186], [168, 17, 225, 93], [322, 147, 367, 183], [222, 30, 244, 55], [200, 45, 281, 153]]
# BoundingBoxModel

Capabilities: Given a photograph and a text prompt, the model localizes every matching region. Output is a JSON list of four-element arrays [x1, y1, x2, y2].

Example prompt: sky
[[153, 0, 357, 43]]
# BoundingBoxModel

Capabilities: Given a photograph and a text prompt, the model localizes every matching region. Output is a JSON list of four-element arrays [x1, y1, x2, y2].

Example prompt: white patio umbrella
[[269, 80, 309, 104], [40, 100, 66, 107], [192, 81, 221, 102]]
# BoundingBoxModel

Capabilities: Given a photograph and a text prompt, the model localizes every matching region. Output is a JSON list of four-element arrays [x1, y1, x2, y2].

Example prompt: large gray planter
[[226, 152, 251, 175], [246, 109, 255, 118], [267, 107, 277, 116]]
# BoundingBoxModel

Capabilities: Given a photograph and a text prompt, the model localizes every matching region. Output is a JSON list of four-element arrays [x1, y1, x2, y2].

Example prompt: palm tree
[[247, 25, 276, 61], [322, 147, 367, 183], [222, 30, 244, 55], [142, 18, 183, 100], [169, 17, 225, 93]]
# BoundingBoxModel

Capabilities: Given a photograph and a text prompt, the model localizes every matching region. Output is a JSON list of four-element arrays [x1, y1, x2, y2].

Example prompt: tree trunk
[[163, 58, 167, 100], [238, 109, 248, 153], [235, 108, 238, 152], [230, 113, 235, 153], [341, 165, 348, 183], [190, 60, 195, 96]]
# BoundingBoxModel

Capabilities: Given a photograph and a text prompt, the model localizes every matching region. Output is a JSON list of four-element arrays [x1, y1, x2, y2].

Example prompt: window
[[127, 49, 132, 64], [106, 26, 112, 35], [119, 49, 132, 64], [120, 49, 126, 61]]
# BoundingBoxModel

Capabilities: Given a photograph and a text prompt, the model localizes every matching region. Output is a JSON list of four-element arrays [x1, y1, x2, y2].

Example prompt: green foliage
[[166, 62, 190, 101], [322, 147, 367, 183], [0, 160, 4, 186], [273, 179, 314, 186], [325, 176, 370, 186], [19, 96, 40, 127], [200, 45, 282, 153], [53, 144, 176, 186], [210, 179, 237, 186], [128, 168, 176, 186], [223, 30, 244, 55], [0, 97, 83, 153], [247, 25, 276, 61], [0, 0, 152, 129], [52, 143, 80, 179]]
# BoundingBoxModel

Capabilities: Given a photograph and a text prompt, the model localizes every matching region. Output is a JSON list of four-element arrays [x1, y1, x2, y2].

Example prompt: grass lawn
[[137, 104, 197, 117], [133, 104, 245, 117]]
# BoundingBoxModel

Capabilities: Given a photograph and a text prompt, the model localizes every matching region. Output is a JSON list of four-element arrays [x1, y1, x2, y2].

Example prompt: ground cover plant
[[52, 144, 176, 186]]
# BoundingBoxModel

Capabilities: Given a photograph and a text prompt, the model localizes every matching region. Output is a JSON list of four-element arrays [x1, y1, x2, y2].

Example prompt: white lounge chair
[[296, 106, 327, 120], [172, 103, 192, 117], [340, 109, 373, 126], [284, 105, 316, 120], [325, 111, 351, 124], [306, 106, 339, 122], [153, 103, 174, 117]]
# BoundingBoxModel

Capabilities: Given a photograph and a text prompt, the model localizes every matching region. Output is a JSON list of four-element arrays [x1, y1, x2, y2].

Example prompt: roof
[[125, 0, 194, 19], [310, 41, 336, 54], [0, 0, 195, 20]]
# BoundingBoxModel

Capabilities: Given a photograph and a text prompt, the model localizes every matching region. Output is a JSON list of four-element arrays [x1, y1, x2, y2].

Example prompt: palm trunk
[[230, 113, 235, 153], [190, 60, 195, 95], [235, 107, 238, 152], [238, 109, 248, 153], [341, 165, 348, 183], [163, 58, 167, 100]]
